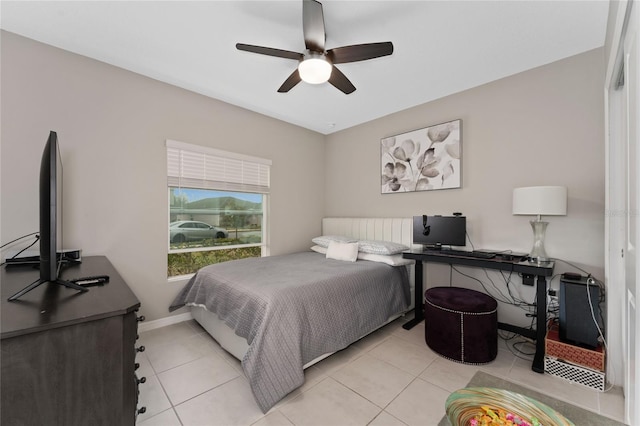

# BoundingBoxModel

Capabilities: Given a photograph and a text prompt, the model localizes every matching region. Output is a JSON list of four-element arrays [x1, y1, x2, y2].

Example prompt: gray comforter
[[169, 251, 410, 412]]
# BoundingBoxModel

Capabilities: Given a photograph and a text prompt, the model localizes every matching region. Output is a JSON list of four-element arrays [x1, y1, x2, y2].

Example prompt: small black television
[[412, 215, 466, 249], [8, 131, 86, 301]]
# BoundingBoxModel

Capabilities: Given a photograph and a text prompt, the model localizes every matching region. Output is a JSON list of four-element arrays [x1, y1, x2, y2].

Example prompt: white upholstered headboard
[[322, 218, 415, 308], [322, 217, 414, 248]]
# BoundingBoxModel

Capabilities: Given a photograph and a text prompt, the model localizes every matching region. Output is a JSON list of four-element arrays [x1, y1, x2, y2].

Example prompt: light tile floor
[[136, 316, 626, 426]]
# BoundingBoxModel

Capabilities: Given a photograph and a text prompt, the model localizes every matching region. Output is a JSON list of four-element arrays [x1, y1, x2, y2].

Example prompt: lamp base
[[528, 220, 549, 263]]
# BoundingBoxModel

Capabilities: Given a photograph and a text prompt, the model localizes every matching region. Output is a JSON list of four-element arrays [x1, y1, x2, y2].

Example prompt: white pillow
[[357, 240, 409, 255], [325, 241, 359, 262], [312, 235, 357, 248], [357, 252, 414, 266], [311, 245, 413, 266]]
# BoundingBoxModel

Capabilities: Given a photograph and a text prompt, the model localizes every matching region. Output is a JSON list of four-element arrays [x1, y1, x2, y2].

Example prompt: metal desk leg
[[532, 274, 547, 373], [403, 260, 424, 330]]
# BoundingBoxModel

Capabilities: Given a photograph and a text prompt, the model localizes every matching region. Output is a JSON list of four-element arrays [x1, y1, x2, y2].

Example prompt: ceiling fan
[[236, 0, 393, 94]]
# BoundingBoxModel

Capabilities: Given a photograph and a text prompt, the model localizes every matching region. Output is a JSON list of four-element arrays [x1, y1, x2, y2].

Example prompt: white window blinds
[[167, 140, 271, 194]]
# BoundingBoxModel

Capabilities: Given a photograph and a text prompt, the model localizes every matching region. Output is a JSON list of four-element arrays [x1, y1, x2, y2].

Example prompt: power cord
[[498, 330, 536, 361], [586, 274, 615, 392], [460, 232, 535, 312], [1, 232, 39, 249], [0, 232, 40, 267], [450, 265, 536, 317], [465, 231, 475, 251]]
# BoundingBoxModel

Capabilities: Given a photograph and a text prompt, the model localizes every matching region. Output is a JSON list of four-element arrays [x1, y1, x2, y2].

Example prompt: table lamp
[[512, 186, 567, 263]]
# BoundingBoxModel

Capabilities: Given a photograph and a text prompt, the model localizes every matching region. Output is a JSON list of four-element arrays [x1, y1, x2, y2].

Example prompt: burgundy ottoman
[[424, 287, 498, 364]]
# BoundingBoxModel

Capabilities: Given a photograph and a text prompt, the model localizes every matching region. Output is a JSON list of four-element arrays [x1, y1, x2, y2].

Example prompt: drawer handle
[[136, 315, 146, 322], [137, 407, 147, 415], [137, 376, 146, 385], [136, 346, 145, 353]]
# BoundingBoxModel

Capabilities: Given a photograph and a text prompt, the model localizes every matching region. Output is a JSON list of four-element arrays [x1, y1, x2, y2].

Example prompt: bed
[[169, 217, 415, 412]]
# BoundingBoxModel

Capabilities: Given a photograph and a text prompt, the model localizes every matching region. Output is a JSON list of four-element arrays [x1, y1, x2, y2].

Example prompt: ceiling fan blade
[[327, 42, 394, 64], [328, 66, 356, 94], [236, 43, 303, 61], [303, 0, 326, 52], [278, 69, 302, 93]]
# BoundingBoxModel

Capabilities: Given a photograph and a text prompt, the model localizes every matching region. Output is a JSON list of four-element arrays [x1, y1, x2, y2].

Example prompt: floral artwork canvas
[[381, 119, 461, 193]]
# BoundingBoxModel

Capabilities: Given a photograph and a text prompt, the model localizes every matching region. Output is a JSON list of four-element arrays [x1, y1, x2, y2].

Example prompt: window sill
[[168, 273, 194, 283]]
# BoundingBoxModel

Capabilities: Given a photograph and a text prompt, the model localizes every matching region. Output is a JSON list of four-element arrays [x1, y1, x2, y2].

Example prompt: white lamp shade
[[512, 186, 567, 216], [298, 57, 332, 84]]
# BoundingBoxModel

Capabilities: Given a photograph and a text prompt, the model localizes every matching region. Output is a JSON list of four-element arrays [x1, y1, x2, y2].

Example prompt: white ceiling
[[1, 1, 609, 135]]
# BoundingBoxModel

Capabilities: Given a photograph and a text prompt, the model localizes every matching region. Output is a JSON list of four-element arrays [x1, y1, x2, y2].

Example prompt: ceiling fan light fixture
[[298, 55, 332, 84]]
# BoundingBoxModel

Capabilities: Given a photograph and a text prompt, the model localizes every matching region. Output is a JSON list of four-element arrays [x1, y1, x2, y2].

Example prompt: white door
[[609, 58, 633, 424], [622, 2, 640, 423], [608, 1, 640, 423]]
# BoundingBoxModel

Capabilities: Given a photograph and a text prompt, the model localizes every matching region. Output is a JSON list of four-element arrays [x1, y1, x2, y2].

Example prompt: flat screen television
[[8, 131, 86, 301], [412, 215, 466, 249]]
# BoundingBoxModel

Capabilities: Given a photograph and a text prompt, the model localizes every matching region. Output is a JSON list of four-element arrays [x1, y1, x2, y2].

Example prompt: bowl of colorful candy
[[445, 387, 574, 426]]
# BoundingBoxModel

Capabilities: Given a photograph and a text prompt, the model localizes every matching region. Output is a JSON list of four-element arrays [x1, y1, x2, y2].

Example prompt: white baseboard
[[138, 311, 193, 333]]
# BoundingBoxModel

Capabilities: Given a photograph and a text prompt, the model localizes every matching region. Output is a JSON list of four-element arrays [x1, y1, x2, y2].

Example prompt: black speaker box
[[559, 274, 601, 349]]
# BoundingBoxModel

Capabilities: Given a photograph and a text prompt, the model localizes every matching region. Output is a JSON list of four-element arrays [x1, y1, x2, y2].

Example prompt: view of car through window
[[170, 220, 229, 243], [168, 188, 264, 277]]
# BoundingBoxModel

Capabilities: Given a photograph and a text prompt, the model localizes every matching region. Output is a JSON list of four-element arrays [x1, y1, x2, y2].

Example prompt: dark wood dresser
[[1, 256, 145, 425]]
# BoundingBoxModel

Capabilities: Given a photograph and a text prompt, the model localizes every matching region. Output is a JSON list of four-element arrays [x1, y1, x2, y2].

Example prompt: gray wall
[[1, 30, 606, 329], [0, 31, 326, 320], [325, 48, 605, 326]]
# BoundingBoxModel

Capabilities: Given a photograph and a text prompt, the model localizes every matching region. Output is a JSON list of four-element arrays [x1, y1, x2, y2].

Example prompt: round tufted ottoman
[[424, 287, 498, 364]]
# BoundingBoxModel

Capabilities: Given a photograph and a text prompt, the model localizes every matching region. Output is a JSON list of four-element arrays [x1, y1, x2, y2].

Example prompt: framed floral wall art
[[381, 119, 461, 193]]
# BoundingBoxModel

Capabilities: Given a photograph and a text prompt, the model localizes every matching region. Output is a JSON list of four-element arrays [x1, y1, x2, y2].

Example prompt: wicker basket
[[446, 387, 574, 425]]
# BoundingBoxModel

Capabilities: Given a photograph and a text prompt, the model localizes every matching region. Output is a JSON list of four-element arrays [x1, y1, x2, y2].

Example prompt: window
[[167, 140, 270, 278]]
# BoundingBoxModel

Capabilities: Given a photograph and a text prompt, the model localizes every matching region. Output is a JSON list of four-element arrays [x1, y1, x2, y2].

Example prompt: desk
[[402, 250, 554, 373]]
